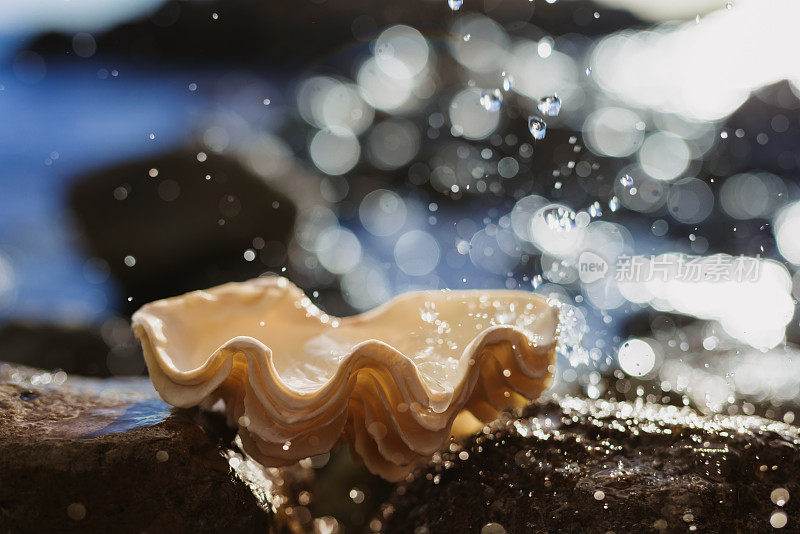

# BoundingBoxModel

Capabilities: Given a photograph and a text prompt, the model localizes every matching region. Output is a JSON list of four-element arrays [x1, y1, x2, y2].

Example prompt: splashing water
[[501, 72, 515, 92], [420, 301, 439, 323], [448, 0, 463, 11], [280, 18, 799, 426], [527, 116, 546, 140], [537, 95, 561, 116], [542, 205, 576, 231], [480, 89, 503, 112], [554, 302, 591, 367]]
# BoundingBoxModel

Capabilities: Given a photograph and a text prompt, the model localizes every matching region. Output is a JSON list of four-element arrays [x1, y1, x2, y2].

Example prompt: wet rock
[[0, 319, 143, 377], [27, 1, 640, 68], [379, 396, 800, 533], [69, 149, 296, 312], [306, 448, 393, 533], [0, 363, 312, 533]]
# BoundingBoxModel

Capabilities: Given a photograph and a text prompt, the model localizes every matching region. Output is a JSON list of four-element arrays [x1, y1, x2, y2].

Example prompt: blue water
[[0, 56, 210, 321]]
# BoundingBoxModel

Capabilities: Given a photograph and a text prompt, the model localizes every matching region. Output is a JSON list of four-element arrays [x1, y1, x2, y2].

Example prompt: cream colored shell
[[132, 276, 558, 480]]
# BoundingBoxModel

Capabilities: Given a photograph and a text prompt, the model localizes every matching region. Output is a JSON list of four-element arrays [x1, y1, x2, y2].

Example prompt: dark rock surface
[[378, 396, 800, 533], [0, 363, 311, 533], [0, 319, 143, 377], [306, 448, 394, 533], [69, 149, 296, 312], [27, 1, 639, 68]]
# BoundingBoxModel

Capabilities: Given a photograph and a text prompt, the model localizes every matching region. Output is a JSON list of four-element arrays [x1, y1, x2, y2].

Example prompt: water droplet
[[575, 211, 590, 227], [725, 1, 733, 9], [585, 66, 592, 76], [262, 98, 271, 105], [527, 116, 546, 140], [462, 33, 471, 41], [211, 12, 219, 20], [619, 174, 634, 187], [609, 196, 620, 212], [771, 488, 790, 506], [420, 301, 439, 322], [481, 523, 506, 534], [537, 95, 561, 116], [67, 503, 86, 521], [501, 72, 515, 92], [480, 89, 502, 112], [770, 511, 787, 529], [589, 201, 603, 218], [448, 0, 463, 11], [542, 205, 576, 231], [349, 488, 366, 504]]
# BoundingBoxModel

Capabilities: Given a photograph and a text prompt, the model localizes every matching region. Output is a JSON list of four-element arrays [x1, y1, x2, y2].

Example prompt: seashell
[[132, 276, 558, 480]]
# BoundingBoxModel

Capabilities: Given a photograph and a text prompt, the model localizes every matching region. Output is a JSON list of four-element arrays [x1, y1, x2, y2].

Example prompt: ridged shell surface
[[132, 276, 558, 480]]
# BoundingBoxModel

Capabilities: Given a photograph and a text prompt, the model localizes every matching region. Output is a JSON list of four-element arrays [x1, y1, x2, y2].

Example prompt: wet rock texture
[[0, 363, 310, 533], [28, 0, 640, 68], [0, 320, 143, 377], [379, 396, 800, 533]]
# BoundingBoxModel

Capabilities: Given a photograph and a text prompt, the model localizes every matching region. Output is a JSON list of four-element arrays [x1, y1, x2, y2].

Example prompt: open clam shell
[[132, 276, 558, 480]]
